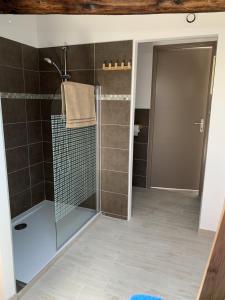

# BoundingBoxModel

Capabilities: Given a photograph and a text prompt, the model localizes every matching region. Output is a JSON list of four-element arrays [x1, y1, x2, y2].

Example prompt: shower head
[[43, 57, 63, 78], [43, 48, 71, 81], [44, 57, 52, 64]]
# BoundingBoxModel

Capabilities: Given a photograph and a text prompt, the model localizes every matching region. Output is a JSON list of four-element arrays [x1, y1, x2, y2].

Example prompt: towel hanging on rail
[[61, 81, 96, 129]]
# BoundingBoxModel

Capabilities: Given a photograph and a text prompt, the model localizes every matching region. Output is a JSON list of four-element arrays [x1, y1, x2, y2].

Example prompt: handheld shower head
[[43, 49, 70, 81], [43, 57, 63, 78], [44, 57, 52, 64]]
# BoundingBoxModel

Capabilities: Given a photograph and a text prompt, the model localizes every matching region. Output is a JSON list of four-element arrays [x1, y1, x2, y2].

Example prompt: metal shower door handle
[[194, 118, 205, 133]]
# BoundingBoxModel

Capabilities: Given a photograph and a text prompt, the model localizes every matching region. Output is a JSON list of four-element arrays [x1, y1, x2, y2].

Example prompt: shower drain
[[14, 223, 27, 230]]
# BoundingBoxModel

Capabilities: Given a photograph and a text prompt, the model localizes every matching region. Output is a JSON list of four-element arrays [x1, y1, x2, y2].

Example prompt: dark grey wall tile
[[133, 159, 147, 177], [101, 100, 130, 125], [0, 37, 22, 68], [1, 99, 26, 124], [101, 125, 129, 149], [0, 66, 24, 93], [96, 70, 131, 94], [41, 99, 52, 120], [101, 170, 128, 195], [95, 40, 132, 69], [26, 99, 41, 121], [101, 148, 129, 172], [133, 175, 146, 188], [44, 162, 53, 182], [101, 191, 128, 217], [22, 44, 39, 71], [39, 71, 61, 94], [133, 110, 150, 186], [135, 109, 150, 126], [8, 168, 30, 196], [51, 99, 62, 115], [30, 163, 44, 186], [133, 143, 148, 160], [67, 44, 94, 70], [79, 193, 96, 210], [43, 142, 53, 162], [29, 142, 43, 165], [4, 123, 27, 149], [39, 47, 62, 71], [102, 212, 127, 220], [41, 99, 61, 120], [134, 127, 149, 143], [27, 121, 42, 143], [24, 70, 40, 94], [45, 181, 54, 201], [31, 182, 45, 206], [70, 70, 94, 85], [6, 146, 28, 173], [42, 120, 52, 142], [10, 189, 31, 218]]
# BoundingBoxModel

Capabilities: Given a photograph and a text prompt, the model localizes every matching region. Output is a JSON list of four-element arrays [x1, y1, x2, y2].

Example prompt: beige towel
[[61, 81, 96, 128]]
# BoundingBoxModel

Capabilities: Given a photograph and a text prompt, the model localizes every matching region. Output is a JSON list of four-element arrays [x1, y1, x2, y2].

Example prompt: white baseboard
[[151, 186, 199, 192], [198, 228, 215, 239]]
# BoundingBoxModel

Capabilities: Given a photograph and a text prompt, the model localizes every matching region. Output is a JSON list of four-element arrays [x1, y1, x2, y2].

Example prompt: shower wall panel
[[0, 36, 45, 218], [133, 109, 150, 188], [51, 116, 96, 222], [95, 41, 132, 220], [39, 40, 133, 220], [39, 44, 95, 206], [0, 37, 133, 220]]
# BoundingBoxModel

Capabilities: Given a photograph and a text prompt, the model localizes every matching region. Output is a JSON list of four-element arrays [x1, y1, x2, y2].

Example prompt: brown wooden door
[[149, 43, 215, 190]]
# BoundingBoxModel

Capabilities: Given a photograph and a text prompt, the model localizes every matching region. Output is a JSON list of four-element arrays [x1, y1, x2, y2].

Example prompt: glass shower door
[[51, 87, 101, 249]]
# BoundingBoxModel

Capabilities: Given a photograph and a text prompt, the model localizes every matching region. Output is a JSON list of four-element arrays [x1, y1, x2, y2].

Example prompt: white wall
[[135, 43, 153, 109], [36, 14, 221, 47], [0, 101, 16, 300], [0, 15, 38, 47]]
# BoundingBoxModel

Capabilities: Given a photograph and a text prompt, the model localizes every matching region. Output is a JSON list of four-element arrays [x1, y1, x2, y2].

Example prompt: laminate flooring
[[19, 188, 213, 300]]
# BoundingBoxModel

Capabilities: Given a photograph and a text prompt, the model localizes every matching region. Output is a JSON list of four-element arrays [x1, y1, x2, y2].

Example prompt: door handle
[[194, 118, 204, 133]]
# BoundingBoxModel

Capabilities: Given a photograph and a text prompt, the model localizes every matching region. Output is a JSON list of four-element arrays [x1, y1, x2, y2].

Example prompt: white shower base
[[12, 200, 96, 284]]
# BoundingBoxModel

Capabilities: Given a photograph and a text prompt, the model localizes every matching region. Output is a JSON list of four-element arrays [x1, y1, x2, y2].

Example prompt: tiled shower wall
[[0, 37, 45, 218], [38, 43, 96, 204], [133, 109, 150, 188], [0, 36, 132, 220], [96, 41, 132, 219], [38, 40, 133, 220]]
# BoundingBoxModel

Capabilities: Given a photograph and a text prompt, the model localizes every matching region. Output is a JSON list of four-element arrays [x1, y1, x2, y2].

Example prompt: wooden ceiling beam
[[0, 0, 225, 15]]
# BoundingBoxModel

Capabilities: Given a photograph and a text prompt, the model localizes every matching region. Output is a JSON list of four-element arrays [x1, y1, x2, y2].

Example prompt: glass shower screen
[[51, 87, 100, 249]]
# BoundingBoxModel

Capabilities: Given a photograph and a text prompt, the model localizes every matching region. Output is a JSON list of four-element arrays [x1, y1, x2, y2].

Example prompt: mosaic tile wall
[[51, 115, 96, 222]]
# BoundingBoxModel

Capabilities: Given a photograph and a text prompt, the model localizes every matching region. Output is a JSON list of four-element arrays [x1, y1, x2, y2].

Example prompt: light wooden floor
[[19, 188, 213, 300]]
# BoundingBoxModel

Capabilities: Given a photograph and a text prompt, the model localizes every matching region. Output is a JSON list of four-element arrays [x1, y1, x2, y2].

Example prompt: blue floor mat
[[130, 295, 163, 300]]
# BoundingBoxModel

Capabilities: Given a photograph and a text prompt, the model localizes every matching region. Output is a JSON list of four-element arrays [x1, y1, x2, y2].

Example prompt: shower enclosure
[[2, 36, 131, 293], [52, 86, 101, 248], [44, 46, 101, 248], [0, 38, 101, 290]]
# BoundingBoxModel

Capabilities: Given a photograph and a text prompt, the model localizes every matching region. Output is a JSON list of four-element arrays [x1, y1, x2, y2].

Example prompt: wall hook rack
[[102, 61, 132, 71]]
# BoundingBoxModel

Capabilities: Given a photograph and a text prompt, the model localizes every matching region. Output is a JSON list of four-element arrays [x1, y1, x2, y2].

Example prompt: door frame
[[146, 41, 217, 193]]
